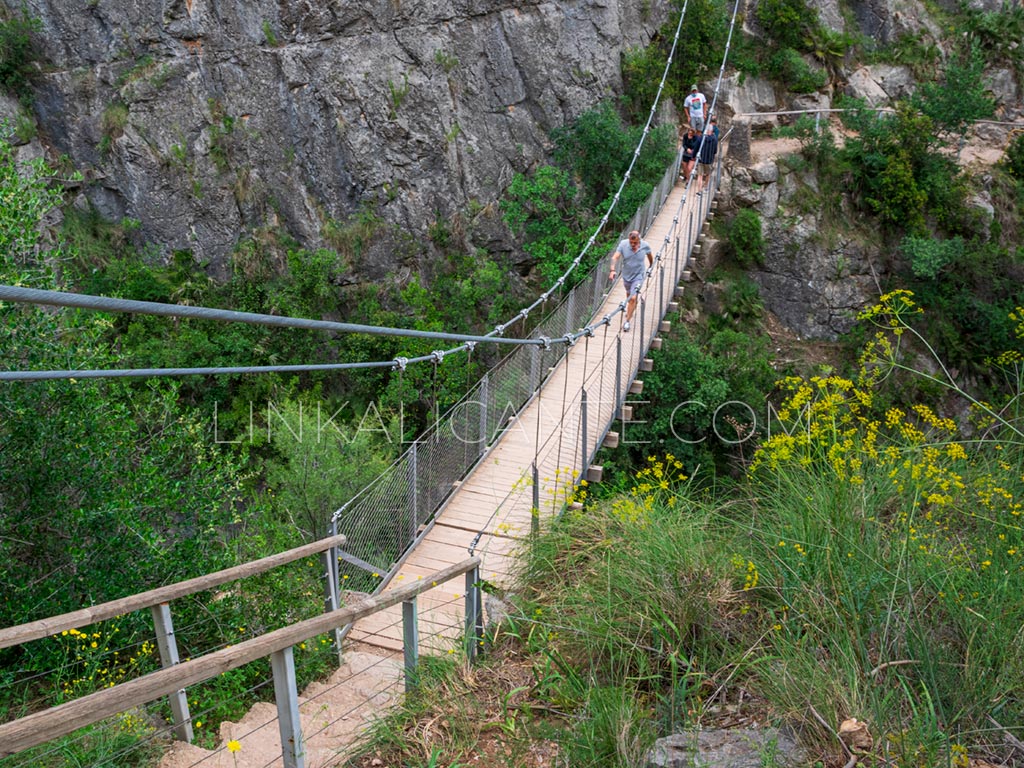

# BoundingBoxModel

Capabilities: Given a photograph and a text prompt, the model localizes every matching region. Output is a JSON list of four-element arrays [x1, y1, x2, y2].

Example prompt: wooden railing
[[0, 535, 483, 768]]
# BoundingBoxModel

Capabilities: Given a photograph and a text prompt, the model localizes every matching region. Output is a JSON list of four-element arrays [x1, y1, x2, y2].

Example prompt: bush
[[1005, 131, 1024, 182], [765, 47, 827, 93], [728, 208, 765, 267], [0, 6, 40, 100], [756, 0, 816, 50]]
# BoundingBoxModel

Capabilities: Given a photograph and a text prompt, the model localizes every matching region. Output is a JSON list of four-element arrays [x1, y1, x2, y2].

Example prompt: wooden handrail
[[0, 555, 480, 755], [0, 534, 347, 649]]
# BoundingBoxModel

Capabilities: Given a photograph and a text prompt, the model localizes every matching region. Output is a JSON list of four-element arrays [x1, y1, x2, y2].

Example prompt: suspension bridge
[[0, 0, 742, 760]]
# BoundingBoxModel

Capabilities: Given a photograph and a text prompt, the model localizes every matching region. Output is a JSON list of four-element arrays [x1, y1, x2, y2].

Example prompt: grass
[[348, 292, 1024, 768]]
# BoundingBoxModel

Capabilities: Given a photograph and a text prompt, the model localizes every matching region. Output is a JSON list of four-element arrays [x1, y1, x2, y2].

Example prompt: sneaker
[[696, 191, 703, 197], [623, 321, 631, 332]]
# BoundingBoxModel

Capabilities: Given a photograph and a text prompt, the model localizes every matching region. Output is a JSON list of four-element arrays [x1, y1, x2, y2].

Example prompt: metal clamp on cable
[[583, 325, 596, 338], [538, 335, 552, 350], [494, 323, 506, 336], [393, 356, 409, 372], [431, 350, 446, 364], [519, 308, 529, 321], [465, 341, 476, 353], [562, 333, 577, 348]]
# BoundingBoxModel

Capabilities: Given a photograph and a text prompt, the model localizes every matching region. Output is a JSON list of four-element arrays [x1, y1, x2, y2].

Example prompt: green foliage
[[839, 101, 959, 234], [433, 48, 459, 73], [869, 32, 942, 78], [501, 165, 592, 285], [764, 47, 827, 93], [900, 234, 965, 279], [619, 0, 732, 117], [960, 1, 1024, 69], [0, 5, 40, 101], [1004, 130, 1024, 181], [727, 208, 765, 267], [262, 398, 396, 538], [621, 327, 777, 471], [911, 43, 995, 142], [262, 20, 279, 47], [387, 74, 410, 119], [0, 124, 66, 267], [756, 0, 817, 50]]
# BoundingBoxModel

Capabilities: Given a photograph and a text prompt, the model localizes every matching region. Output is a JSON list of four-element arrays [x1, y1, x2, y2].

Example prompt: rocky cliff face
[[7, 0, 667, 274]]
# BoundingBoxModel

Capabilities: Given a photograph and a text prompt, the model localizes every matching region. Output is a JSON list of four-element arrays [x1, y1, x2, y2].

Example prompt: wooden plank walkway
[[349, 173, 713, 653]]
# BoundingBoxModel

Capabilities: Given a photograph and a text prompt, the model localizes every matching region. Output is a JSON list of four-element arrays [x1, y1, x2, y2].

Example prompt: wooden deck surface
[[349, 176, 709, 652]]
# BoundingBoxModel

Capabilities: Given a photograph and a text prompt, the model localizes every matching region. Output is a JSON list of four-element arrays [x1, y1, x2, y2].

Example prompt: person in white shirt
[[683, 84, 707, 133], [608, 230, 653, 332]]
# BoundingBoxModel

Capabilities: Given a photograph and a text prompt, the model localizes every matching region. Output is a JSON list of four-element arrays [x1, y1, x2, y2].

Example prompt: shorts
[[690, 114, 705, 132], [623, 278, 643, 297], [697, 161, 714, 176]]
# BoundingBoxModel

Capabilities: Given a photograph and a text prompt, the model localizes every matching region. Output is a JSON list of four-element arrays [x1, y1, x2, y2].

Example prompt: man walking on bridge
[[609, 230, 653, 332]]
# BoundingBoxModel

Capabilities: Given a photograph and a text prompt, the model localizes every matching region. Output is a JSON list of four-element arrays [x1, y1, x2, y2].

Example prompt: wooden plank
[[603, 431, 620, 448], [0, 534, 348, 649]]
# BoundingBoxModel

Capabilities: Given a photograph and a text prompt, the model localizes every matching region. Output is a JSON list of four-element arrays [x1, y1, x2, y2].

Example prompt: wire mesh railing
[[329, 136, 688, 590]]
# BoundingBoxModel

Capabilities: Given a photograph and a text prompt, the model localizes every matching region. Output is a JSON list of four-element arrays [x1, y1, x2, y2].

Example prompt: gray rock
[[7, 0, 668, 272], [717, 73, 778, 130], [647, 727, 807, 768], [846, 0, 942, 44], [750, 161, 779, 185]]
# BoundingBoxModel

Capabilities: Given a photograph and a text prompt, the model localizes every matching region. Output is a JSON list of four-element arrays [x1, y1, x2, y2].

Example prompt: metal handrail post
[[271, 647, 305, 768], [532, 461, 540, 535], [464, 565, 482, 661], [581, 389, 589, 471], [402, 598, 419, 691], [150, 604, 192, 743]]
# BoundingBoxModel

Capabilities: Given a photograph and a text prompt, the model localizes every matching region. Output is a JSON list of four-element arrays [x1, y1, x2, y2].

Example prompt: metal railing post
[[658, 263, 665, 326], [532, 461, 540, 535], [402, 598, 419, 691], [615, 336, 622, 412], [150, 603, 192, 743], [409, 441, 419, 542], [479, 374, 489, 447], [581, 388, 589, 470], [322, 520, 343, 664], [271, 647, 305, 768], [639, 297, 646, 349], [464, 565, 482, 662]]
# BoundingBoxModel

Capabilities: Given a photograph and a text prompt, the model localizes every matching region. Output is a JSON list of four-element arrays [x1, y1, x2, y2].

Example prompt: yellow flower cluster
[[58, 624, 155, 698]]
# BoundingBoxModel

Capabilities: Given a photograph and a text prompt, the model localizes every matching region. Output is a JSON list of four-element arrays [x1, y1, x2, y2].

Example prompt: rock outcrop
[[9, 0, 669, 272]]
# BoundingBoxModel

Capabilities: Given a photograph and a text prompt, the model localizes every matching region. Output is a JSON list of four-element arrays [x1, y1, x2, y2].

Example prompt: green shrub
[[756, 0, 816, 50], [0, 6, 40, 100], [1005, 131, 1024, 182], [728, 208, 764, 267], [900, 235, 965, 279], [765, 47, 827, 93]]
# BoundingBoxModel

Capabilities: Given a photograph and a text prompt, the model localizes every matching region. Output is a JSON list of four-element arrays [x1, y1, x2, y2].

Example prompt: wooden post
[[271, 647, 305, 768], [402, 598, 418, 691], [150, 603, 192, 743]]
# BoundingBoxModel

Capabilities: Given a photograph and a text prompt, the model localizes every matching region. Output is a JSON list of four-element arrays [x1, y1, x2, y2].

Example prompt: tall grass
[[510, 291, 1024, 766]]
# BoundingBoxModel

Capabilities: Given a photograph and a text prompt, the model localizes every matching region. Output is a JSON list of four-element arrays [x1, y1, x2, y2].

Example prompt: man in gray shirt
[[608, 230, 653, 332]]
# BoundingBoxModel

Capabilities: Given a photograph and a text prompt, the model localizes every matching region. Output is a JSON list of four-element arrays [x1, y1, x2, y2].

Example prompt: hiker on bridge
[[684, 84, 708, 133], [681, 127, 700, 181], [695, 127, 719, 196], [609, 230, 653, 332]]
